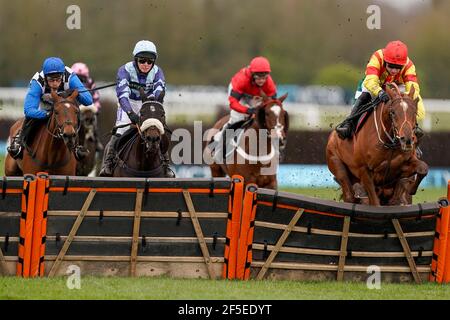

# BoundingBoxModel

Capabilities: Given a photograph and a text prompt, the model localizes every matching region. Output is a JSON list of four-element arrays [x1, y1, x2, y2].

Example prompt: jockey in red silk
[[71, 62, 104, 152], [336, 40, 425, 141], [227, 56, 277, 128]]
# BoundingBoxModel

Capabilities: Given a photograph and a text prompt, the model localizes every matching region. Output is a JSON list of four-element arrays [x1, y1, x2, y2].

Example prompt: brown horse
[[206, 94, 289, 189], [111, 100, 168, 177], [5, 90, 81, 176], [76, 106, 98, 176], [326, 85, 428, 206]]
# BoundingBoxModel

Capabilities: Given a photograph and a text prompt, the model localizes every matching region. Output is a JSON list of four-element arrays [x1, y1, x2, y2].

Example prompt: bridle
[[373, 90, 415, 149], [46, 99, 81, 139]]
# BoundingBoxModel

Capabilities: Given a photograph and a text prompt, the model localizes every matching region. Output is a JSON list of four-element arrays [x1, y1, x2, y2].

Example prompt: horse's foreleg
[[405, 159, 428, 196], [359, 168, 380, 206], [327, 155, 355, 203], [4, 154, 22, 176], [389, 177, 414, 205]]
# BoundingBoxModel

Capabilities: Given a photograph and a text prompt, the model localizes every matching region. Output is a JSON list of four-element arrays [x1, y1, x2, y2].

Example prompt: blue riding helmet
[[42, 57, 65, 76]]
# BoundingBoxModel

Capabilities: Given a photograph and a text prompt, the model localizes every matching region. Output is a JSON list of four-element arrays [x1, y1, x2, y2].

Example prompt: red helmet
[[383, 40, 408, 66], [249, 56, 271, 73]]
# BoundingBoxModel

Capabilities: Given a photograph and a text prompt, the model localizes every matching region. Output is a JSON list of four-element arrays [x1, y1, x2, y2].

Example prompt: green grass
[[280, 187, 447, 204], [1, 276, 450, 300]]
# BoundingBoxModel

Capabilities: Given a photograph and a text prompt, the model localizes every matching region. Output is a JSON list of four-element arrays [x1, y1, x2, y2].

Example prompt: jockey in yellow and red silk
[[226, 56, 277, 129], [336, 40, 425, 140]]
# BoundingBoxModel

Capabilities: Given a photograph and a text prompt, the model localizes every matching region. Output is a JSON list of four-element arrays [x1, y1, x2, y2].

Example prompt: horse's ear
[[408, 86, 416, 99], [278, 93, 288, 103], [50, 89, 60, 102], [385, 85, 396, 99], [69, 89, 79, 100], [259, 89, 268, 100]]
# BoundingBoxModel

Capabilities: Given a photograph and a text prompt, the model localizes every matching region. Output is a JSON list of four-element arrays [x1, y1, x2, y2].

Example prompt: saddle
[[210, 118, 254, 161], [115, 127, 138, 151]]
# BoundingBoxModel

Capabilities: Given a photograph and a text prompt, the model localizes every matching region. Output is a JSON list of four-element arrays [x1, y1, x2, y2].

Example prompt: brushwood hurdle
[[0, 174, 449, 283]]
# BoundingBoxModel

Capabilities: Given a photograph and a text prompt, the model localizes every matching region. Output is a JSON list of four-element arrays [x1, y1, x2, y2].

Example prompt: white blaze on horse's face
[[400, 101, 408, 113], [64, 102, 72, 109], [270, 105, 284, 139]]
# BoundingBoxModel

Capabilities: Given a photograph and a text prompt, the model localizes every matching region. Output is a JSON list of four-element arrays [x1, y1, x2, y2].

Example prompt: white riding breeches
[[355, 83, 406, 100], [227, 110, 250, 126], [115, 100, 142, 135]]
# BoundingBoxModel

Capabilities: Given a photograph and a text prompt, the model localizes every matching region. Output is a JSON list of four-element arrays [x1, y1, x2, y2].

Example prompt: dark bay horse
[[76, 106, 98, 176], [5, 90, 81, 176], [206, 94, 289, 189], [326, 85, 428, 206], [111, 100, 168, 177]]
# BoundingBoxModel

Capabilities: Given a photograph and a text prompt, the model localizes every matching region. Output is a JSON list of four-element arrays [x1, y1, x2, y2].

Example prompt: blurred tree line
[[0, 0, 450, 98]]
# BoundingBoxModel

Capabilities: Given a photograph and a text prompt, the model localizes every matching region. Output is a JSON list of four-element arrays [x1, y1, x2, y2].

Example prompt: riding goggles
[[386, 63, 403, 70], [46, 73, 63, 82], [137, 57, 155, 65], [253, 72, 269, 79]]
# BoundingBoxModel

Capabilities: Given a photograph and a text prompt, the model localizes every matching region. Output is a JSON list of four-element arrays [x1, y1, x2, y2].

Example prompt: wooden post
[[48, 189, 96, 277], [392, 218, 422, 283], [130, 189, 143, 277], [0, 247, 7, 275], [256, 209, 304, 280], [183, 190, 215, 279], [337, 216, 351, 281]]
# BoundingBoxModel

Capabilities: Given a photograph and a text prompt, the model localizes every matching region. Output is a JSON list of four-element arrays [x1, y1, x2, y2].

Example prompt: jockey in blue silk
[[7, 57, 93, 160], [99, 40, 175, 177]]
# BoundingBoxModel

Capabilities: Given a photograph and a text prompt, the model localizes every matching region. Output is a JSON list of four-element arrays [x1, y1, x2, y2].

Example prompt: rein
[[77, 82, 117, 94]]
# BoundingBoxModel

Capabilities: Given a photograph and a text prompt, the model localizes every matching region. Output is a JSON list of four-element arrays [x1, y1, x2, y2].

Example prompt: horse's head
[[50, 89, 80, 149], [139, 100, 166, 154], [256, 93, 289, 151], [384, 85, 418, 152], [79, 104, 98, 142]]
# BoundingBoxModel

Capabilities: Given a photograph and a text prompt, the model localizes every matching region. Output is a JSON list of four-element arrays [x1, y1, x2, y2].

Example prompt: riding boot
[[7, 118, 33, 160], [99, 134, 120, 177], [336, 92, 371, 140], [161, 151, 176, 178]]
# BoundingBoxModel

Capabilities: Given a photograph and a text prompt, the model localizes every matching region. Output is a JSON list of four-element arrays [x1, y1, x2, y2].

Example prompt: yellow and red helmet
[[383, 40, 408, 66]]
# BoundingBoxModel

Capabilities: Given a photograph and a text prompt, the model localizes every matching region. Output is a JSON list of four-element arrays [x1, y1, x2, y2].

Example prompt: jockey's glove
[[378, 90, 390, 103], [127, 111, 140, 125], [247, 107, 258, 115], [41, 93, 53, 104]]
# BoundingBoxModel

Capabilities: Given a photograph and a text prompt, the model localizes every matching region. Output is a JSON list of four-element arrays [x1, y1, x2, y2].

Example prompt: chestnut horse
[[5, 90, 81, 176], [326, 85, 428, 206], [206, 94, 289, 189], [111, 100, 168, 177]]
